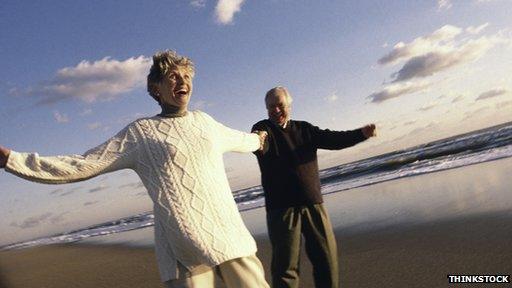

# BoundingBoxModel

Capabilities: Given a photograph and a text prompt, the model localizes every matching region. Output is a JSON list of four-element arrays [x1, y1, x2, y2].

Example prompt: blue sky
[[1, 0, 511, 246]]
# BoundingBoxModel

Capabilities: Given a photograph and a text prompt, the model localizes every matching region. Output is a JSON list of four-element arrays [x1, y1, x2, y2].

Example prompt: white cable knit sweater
[[6, 110, 260, 282]]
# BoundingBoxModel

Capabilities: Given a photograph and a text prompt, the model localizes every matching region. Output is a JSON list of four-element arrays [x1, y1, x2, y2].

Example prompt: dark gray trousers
[[267, 203, 339, 288]]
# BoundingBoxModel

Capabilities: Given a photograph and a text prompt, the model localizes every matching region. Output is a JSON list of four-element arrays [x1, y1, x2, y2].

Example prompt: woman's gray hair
[[265, 86, 293, 106], [147, 50, 195, 102]]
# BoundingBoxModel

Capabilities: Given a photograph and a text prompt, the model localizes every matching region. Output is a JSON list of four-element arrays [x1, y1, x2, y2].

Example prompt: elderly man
[[252, 86, 376, 288], [0, 50, 270, 288]]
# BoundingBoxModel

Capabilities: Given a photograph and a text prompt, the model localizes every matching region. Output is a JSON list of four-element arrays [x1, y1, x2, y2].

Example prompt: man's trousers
[[267, 203, 339, 288]]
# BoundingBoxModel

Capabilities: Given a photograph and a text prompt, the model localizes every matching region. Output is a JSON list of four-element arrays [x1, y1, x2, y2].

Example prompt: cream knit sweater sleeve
[[199, 112, 260, 153], [5, 124, 139, 184]]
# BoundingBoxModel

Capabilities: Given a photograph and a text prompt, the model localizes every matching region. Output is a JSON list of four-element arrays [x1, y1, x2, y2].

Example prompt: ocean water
[[2, 121, 512, 250]]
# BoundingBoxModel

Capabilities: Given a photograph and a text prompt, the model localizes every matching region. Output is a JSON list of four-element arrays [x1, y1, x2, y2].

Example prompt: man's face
[[266, 90, 291, 126], [155, 65, 193, 109]]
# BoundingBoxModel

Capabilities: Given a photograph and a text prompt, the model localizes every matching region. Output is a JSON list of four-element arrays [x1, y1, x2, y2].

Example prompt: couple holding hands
[[0, 50, 376, 288]]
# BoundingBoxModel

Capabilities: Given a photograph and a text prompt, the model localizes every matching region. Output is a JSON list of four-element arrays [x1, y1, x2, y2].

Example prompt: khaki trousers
[[267, 203, 339, 288], [164, 255, 270, 288]]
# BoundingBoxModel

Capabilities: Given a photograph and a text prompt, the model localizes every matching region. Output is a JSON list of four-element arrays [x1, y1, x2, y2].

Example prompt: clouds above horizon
[[378, 24, 504, 83], [368, 81, 430, 103], [437, 0, 452, 11], [476, 88, 508, 100], [15, 56, 151, 106], [438, 0, 496, 10], [370, 23, 510, 103], [10, 212, 68, 229]]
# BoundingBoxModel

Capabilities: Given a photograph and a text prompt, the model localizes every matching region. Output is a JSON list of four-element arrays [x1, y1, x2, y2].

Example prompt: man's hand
[[361, 124, 376, 138], [253, 130, 268, 151], [0, 145, 11, 168]]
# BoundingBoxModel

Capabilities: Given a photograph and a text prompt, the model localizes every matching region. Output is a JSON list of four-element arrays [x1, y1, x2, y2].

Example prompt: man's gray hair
[[265, 86, 293, 105], [147, 50, 195, 102]]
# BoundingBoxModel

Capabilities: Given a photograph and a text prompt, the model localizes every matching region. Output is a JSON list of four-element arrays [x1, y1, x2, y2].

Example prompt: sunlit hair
[[265, 86, 293, 106], [147, 50, 195, 102]]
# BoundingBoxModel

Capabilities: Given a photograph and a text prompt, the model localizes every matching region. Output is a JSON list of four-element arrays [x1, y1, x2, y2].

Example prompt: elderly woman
[[0, 50, 269, 288]]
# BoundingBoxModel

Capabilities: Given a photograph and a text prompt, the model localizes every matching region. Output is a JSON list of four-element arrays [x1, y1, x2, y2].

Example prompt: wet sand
[[1, 210, 511, 288], [2, 158, 512, 287]]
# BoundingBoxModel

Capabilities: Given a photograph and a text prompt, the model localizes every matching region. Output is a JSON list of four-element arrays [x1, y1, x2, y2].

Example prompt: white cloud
[[378, 25, 462, 65], [215, 0, 245, 24], [438, 0, 452, 10], [466, 23, 490, 34], [10, 212, 58, 229], [418, 102, 439, 111], [379, 24, 508, 82], [26, 56, 151, 105], [325, 93, 339, 103], [190, 0, 206, 8], [368, 81, 430, 103], [463, 106, 490, 120], [87, 122, 102, 130], [476, 88, 508, 100], [88, 184, 109, 193], [53, 111, 69, 123]]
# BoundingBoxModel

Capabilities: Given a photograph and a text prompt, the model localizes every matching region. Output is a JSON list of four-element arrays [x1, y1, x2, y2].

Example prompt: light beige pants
[[164, 255, 270, 288]]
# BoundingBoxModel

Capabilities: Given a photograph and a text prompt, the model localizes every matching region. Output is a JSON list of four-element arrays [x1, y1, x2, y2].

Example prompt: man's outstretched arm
[[313, 123, 377, 150], [0, 145, 11, 168]]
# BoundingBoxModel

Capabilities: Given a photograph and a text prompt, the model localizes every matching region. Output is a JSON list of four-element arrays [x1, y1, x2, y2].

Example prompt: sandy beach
[[2, 157, 512, 288], [1, 211, 511, 288]]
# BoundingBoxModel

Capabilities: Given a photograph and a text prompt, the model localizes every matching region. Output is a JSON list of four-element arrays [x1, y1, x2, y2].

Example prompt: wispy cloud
[[215, 0, 245, 24], [371, 24, 509, 102], [118, 181, 144, 189], [391, 36, 499, 82], [368, 81, 430, 103], [451, 94, 465, 103], [324, 92, 339, 103], [87, 122, 103, 130], [463, 106, 490, 120], [403, 120, 417, 126], [51, 186, 81, 197], [438, 0, 452, 10], [88, 184, 109, 193], [10, 212, 67, 229], [190, 0, 206, 8], [53, 111, 69, 123], [476, 88, 508, 100], [466, 23, 490, 34], [50, 188, 63, 195], [10, 213, 52, 229], [418, 102, 439, 111], [83, 201, 100, 206], [18, 56, 151, 106], [378, 25, 462, 65], [378, 24, 507, 83]]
